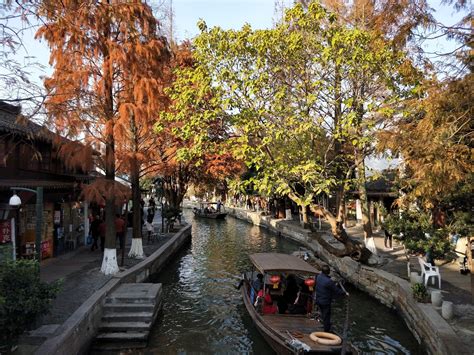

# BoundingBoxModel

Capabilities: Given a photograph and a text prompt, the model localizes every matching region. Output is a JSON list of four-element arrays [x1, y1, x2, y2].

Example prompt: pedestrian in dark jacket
[[90, 215, 101, 251], [99, 220, 106, 252], [315, 265, 349, 332]]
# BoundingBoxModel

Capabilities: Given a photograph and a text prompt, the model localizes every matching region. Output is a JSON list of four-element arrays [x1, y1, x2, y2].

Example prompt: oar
[[339, 282, 350, 355]]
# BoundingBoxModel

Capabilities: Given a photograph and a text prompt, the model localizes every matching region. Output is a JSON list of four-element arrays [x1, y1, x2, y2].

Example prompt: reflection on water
[[146, 211, 423, 354]]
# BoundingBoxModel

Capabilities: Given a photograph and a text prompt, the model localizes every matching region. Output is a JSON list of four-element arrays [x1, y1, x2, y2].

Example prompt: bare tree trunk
[[306, 201, 371, 263], [100, 15, 118, 275], [129, 157, 144, 259], [300, 205, 309, 228], [355, 148, 372, 242]]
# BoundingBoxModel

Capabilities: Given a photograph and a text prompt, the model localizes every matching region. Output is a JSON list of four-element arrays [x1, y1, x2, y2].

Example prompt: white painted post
[[431, 290, 442, 307], [441, 301, 453, 320]]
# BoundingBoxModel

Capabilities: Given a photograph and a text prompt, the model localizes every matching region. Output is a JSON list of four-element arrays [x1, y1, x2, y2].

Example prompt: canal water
[[146, 211, 423, 354]]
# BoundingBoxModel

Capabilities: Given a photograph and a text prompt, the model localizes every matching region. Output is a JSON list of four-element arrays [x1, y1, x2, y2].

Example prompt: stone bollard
[[441, 301, 454, 320], [285, 209, 292, 220], [410, 272, 422, 284], [431, 290, 442, 307]]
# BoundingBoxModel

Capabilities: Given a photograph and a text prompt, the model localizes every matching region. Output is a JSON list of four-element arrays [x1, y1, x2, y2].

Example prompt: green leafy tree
[[187, 2, 419, 261], [158, 42, 239, 211], [384, 210, 452, 260]]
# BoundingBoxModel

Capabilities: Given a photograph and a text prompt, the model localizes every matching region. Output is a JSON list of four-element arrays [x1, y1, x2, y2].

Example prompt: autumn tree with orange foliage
[[36, 0, 169, 274], [157, 42, 242, 213], [114, 41, 170, 259]]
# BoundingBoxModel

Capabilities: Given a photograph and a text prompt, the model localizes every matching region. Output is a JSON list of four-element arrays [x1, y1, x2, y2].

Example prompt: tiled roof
[[0, 101, 52, 140], [0, 179, 77, 190]]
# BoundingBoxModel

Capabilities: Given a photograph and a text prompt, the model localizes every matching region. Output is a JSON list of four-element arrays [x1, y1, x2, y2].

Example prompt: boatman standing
[[315, 265, 349, 333]]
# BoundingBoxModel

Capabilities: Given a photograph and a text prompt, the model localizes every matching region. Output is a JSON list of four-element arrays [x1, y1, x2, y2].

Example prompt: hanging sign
[[0, 220, 12, 244]]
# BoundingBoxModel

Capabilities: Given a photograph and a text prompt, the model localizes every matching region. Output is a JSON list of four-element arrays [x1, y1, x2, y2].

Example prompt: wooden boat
[[193, 202, 227, 219], [241, 253, 356, 354]]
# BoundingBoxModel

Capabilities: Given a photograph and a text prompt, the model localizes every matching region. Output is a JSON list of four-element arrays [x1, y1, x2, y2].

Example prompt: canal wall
[[226, 207, 468, 355], [35, 224, 192, 355]]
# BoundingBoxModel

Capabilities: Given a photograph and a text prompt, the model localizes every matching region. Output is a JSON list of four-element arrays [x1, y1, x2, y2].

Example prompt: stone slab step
[[99, 321, 150, 332], [90, 341, 147, 352], [102, 311, 155, 323], [107, 283, 161, 303], [95, 331, 149, 342], [105, 297, 157, 304], [103, 303, 155, 313]]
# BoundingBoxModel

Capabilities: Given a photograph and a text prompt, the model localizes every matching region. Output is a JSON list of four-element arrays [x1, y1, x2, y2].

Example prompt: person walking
[[115, 214, 126, 250], [315, 265, 349, 333], [98, 219, 106, 252], [384, 228, 393, 249], [90, 215, 101, 251]]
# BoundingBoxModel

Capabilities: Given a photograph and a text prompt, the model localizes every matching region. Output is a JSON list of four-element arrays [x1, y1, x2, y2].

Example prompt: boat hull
[[193, 212, 227, 219], [241, 280, 355, 354]]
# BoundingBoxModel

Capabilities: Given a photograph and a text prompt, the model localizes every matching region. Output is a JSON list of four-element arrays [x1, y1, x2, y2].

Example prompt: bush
[[412, 282, 428, 302], [0, 259, 61, 349], [384, 210, 452, 260]]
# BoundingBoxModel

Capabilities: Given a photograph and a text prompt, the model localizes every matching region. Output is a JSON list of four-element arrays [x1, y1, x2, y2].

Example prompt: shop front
[[0, 183, 89, 262]]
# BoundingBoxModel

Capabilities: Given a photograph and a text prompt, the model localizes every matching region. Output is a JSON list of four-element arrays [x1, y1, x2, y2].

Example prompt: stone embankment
[[226, 207, 470, 355], [34, 224, 191, 355]]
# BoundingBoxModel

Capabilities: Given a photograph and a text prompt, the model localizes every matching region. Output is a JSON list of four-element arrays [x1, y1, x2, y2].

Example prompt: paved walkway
[[16, 211, 173, 353], [344, 224, 474, 349]]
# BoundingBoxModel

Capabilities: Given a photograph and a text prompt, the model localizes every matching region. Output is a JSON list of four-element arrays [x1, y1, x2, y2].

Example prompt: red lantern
[[270, 275, 281, 289], [305, 278, 316, 291]]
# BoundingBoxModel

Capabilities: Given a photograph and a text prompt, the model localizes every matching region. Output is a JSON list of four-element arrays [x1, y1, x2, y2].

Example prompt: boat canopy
[[249, 253, 319, 275]]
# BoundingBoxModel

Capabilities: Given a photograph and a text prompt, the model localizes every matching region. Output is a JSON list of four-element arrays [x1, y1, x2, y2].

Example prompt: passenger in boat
[[257, 287, 278, 314], [288, 284, 311, 315], [250, 273, 264, 304], [278, 274, 298, 313], [315, 265, 349, 332]]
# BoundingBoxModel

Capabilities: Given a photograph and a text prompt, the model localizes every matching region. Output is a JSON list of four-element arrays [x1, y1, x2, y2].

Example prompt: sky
[[4, 0, 467, 171], [7, 0, 466, 85]]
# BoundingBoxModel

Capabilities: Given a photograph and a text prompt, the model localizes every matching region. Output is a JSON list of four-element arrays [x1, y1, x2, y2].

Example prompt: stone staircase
[[91, 283, 162, 352]]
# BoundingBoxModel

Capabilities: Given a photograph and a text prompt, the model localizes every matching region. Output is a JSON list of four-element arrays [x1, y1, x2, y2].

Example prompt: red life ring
[[309, 332, 342, 345]]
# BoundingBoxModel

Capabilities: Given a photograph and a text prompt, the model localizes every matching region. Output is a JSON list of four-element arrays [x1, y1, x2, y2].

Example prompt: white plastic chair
[[418, 257, 441, 288]]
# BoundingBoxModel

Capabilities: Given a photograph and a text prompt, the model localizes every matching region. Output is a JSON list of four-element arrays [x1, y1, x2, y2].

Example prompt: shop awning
[[0, 180, 77, 190]]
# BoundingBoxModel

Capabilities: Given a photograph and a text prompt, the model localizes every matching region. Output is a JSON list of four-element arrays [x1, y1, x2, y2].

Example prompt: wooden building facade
[[0, 101, 94, 261]]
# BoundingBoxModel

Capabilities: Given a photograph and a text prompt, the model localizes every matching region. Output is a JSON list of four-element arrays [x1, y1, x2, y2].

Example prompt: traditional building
[[346, 170, 398, 227], [0, 101, 94, 261]]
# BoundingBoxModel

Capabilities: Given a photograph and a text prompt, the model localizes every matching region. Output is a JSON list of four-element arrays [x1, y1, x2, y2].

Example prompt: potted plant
[[412, 282, 428, 302]]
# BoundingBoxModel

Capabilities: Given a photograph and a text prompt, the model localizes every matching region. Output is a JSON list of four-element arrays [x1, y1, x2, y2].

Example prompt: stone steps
[[103, 303, 155, 313], [90, 341, 147, 352], [102, 311, 155, 323], [100, 321, 151, 332], [96, 331, 150, 341], [91, 283, 162, 352]]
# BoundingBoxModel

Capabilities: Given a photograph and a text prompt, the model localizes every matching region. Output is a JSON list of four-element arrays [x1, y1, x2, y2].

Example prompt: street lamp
[[9, 193, 21, 207], [9, 187, 44, 264]]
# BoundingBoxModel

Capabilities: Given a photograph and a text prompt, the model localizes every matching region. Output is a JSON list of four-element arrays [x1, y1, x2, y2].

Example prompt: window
[[40, 149, 51, 171], [19, 145, 39, 171]]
